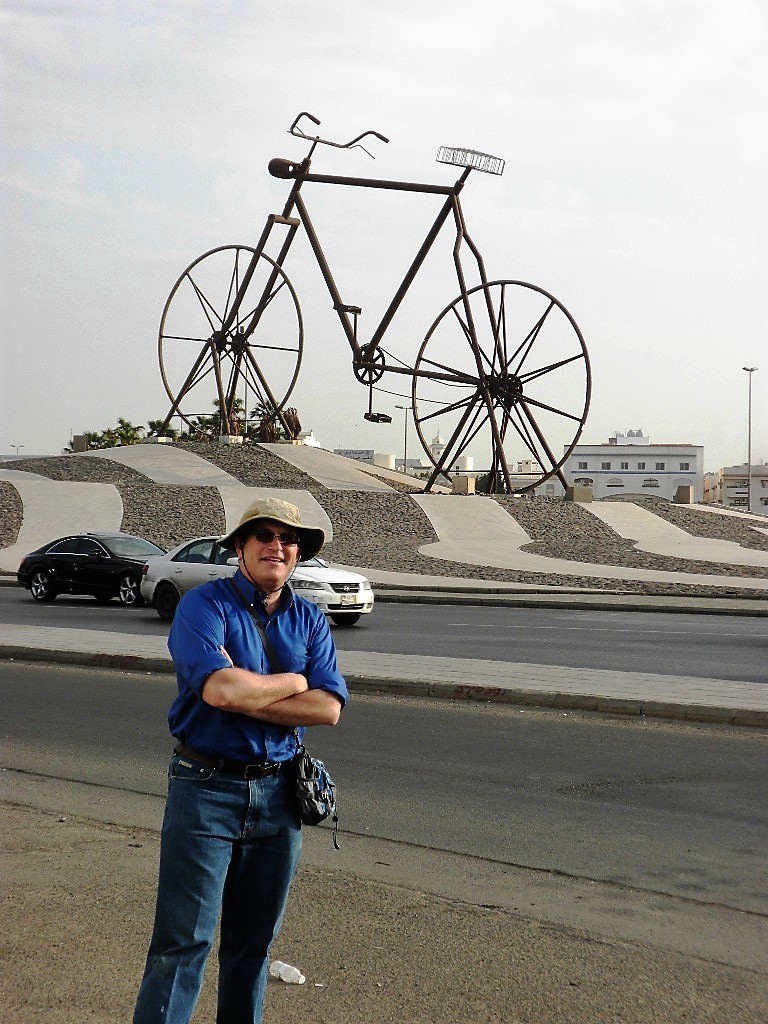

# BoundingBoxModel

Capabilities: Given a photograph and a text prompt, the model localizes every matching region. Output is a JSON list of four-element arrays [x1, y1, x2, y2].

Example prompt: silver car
[[140, 535, 374, 625]]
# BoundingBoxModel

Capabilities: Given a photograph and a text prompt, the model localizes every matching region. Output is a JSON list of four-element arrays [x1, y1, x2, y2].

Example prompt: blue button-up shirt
[[167, 570, 348, 763]]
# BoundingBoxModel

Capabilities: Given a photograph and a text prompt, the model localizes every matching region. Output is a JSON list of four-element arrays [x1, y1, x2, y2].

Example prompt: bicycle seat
[[269, 158, 299, 179]]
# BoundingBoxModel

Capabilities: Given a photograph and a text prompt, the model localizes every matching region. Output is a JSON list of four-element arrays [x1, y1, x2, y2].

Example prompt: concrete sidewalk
[[2, 621, 765, 727]]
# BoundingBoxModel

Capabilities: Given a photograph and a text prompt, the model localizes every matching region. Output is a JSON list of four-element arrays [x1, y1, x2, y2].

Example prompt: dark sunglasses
[[249, 528, 300, 547]]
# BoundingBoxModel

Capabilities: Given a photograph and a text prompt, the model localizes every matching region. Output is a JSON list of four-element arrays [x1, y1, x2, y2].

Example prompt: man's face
[[235, 518, 300, 593]]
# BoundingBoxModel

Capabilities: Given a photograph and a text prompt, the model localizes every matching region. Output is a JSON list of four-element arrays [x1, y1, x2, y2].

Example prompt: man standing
[[134, 498, 347, 1024]]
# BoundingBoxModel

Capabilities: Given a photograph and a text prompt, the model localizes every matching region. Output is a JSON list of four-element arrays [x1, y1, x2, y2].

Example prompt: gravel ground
[[0, 481, 22, 548], [180, 441, 324, 490], [121, 483, 224, 551], [2, 447, 766, 600], [3, 454, 149, 484]]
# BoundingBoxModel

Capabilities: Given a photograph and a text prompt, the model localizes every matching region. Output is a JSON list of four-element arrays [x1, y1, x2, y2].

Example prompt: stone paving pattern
[[604, 493, 768, 550], [2, 443, 767, 599], [495, 495, 768, 577]]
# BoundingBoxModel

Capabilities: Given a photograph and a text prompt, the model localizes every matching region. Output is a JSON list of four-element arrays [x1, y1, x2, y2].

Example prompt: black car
[[16, 532, 166, 606]]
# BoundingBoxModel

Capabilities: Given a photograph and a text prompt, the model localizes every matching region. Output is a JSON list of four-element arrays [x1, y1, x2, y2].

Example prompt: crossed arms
[[202, 648, 342, 727]]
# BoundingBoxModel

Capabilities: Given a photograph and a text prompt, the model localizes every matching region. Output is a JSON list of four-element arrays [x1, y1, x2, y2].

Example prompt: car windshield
[[103, 536, 166, 558]]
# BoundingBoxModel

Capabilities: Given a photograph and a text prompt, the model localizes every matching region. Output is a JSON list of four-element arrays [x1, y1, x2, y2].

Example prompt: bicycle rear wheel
[[412, 280, 590, 493]]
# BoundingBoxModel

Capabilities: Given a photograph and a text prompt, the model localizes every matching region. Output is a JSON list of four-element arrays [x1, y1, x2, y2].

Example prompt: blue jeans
[[134, 756, 302, 1024]]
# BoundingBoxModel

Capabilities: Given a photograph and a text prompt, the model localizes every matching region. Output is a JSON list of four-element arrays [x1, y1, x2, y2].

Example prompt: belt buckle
[[244, 762, 275, 780]]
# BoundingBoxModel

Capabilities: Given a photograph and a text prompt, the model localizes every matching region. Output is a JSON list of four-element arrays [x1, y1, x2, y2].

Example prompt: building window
[[679, 462, 690, 471], [643, 477, 660, 488], [637, 462, 645, 470], [607, 477, 624, 488], [575, 477, 593, 487], [578, 461, 588, 470], [620, 462, 629, 470], [601, 462, 611, 470], [655, 462, 665, 471]]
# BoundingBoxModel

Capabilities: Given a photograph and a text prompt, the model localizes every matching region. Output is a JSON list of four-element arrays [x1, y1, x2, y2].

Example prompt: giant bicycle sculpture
[[158, 113, 591, 493]]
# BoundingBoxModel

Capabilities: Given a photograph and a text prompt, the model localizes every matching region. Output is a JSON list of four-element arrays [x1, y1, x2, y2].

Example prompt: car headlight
[[293, 580, 335, 593], [362, 581, 372, 592]]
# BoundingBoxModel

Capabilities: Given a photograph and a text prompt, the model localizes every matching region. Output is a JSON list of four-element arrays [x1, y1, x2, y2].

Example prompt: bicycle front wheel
[[158, 245, 304, 434], [412, 280, 590, 494]]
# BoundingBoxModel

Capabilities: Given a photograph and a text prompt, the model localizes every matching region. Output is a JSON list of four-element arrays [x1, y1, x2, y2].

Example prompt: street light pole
[[395, 404, 412, 474], [11, 444, 24, 457], [742, 366, 757, 513]]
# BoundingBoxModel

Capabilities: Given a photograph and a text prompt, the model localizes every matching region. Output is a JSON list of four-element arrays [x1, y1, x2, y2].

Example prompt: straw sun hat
[[219, 497, 325, 560]]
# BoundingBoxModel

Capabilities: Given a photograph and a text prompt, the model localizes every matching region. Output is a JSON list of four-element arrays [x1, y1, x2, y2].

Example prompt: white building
[[704, 463, 768, 513], [560, 429, 704, 501]]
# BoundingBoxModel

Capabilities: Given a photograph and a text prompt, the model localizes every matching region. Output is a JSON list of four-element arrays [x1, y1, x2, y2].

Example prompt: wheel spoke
[[517, 399, 562, 473], [162, 333, 213, 344], [417, 389, 476, 426], [414, 346, 481, 386], [521, 393, 586, 423], [507, 300, 555, 375], [242, 277, 288, 334], [451, 303, 496, 377], [456, 398, 491, 454], [507, 404, 551, 469], [186, 272, 224, 334], [519, 351, 587, 384]]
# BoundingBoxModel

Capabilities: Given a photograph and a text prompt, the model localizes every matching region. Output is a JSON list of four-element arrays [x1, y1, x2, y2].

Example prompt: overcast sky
[[1, 0, 766, 474]]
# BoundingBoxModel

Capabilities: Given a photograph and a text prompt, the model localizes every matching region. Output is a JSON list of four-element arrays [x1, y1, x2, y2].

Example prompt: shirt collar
[[234, 569, 294, 615]]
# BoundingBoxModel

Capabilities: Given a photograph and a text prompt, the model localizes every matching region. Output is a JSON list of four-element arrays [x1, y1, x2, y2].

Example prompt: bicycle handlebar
[[289, 112, 389, 158]]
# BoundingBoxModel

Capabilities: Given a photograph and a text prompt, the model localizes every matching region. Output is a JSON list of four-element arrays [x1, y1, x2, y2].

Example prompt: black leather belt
[[174, 742, 287, 780]]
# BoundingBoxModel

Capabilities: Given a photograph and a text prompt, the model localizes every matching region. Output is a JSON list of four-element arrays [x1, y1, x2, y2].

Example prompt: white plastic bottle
[[269, 960, 306, 984]]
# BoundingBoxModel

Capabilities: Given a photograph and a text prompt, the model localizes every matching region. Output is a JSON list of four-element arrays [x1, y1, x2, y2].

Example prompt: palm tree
[[147, 419, 179, 440], [79, 418, 145, 449]]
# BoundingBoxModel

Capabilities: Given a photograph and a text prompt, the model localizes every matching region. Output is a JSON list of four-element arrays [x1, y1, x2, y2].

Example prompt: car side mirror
[[226, 557, 239, 566]]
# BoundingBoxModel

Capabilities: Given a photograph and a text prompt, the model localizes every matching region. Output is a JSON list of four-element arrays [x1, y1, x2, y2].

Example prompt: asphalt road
[[3, 660, 766, 917], [4, 660, 768, 1022], [3, 585, 768, 683]]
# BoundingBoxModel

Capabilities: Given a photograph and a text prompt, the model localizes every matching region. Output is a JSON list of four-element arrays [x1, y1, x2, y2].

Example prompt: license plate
[[340, 593, 358, 605]]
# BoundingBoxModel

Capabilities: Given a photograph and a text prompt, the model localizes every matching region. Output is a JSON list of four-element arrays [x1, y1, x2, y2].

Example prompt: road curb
[[374, 589, 768, 615], [3, 574, 768, 614], [345, 674, 768, 729], [4, 646, 764, 730]]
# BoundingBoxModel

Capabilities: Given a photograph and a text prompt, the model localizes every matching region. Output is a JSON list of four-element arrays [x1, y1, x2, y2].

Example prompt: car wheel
[[330, 614, 361, 626], [154, 583, 180, 621], [118, 573, 143, 607], [30, 569, 57, 602]]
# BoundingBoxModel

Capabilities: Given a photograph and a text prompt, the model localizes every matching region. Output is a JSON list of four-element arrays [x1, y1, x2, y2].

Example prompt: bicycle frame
[[221, 150, 499, 423]]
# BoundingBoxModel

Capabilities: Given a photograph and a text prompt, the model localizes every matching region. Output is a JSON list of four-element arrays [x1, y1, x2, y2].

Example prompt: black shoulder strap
[[228, 578, 302, 758], [228, 577, 285, 673]]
